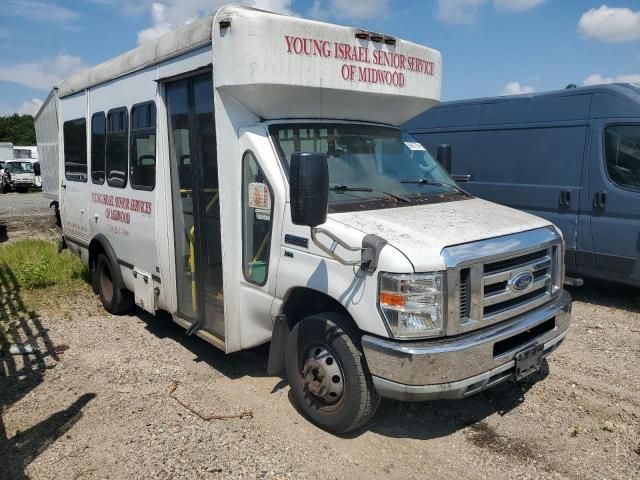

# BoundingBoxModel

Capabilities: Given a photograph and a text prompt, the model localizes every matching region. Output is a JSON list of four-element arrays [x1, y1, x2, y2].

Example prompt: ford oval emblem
[[511, 271, 534, 291]]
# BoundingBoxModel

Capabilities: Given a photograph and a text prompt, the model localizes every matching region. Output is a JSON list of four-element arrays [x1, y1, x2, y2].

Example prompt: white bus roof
[[59, 5, 442, 125], [59, 14, 214, 98]]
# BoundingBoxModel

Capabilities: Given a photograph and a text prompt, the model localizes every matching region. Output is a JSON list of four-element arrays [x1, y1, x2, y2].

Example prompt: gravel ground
[[0, 198, 639, 480], [0, 192, 58, 242]]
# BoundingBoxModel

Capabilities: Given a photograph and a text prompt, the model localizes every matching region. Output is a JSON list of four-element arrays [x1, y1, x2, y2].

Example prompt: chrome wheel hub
[[302, 346, 344, 404]]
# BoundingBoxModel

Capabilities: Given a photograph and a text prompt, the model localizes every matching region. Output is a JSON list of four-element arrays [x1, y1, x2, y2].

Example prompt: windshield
[[5, 162, 33, 174], [270, 124, 464, 210]]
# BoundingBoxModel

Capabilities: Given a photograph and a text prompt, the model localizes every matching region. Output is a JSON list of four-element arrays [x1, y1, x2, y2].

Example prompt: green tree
[[0, 114, 36, 145]]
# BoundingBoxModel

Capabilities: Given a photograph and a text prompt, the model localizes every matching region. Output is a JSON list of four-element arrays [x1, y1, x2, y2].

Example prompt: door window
[[242, 151, 273, 285], [604, 125, 640, 192]]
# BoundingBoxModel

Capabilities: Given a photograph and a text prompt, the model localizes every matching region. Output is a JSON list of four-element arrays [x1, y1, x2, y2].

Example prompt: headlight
[[378, 272, 445, 339]]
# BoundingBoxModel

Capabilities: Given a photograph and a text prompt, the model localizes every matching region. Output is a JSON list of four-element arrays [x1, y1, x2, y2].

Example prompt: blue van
[[405, 84, 640, 287]]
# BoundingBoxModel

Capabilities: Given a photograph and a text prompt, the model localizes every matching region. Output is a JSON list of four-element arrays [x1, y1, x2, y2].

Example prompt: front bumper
[[362, 290, 571, 401]]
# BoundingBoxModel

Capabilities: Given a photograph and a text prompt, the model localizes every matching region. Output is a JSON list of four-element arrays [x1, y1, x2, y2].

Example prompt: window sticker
[[404, 141, 426, 151], [248, 182, 271, 209]]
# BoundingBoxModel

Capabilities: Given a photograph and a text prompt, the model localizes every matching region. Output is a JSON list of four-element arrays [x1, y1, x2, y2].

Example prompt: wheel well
[[281, 287, 356, 330], [89, 239, 106, 271]]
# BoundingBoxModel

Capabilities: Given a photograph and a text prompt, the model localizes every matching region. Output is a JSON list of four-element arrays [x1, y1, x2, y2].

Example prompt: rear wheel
[[285, 313, 380, 433], [95, 253, 133, 314]]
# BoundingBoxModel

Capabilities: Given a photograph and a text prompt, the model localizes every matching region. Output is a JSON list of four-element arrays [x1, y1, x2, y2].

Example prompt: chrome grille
[[459, 268, 470, 320], [482, 247, 553, 323], [442, 228, 563, 336]]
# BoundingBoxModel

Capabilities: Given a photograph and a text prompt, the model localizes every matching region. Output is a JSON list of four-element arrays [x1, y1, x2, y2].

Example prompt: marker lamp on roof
[[378, 272, 445, 339]]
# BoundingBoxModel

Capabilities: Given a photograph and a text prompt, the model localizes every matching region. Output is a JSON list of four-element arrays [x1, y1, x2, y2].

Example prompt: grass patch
[[0, 240, 92, 345], [0, 239, 89, 290]]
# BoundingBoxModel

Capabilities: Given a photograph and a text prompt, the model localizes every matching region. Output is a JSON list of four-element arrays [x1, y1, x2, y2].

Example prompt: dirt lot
[[1, 199, 639, 480], [0, 192, 58, 242]]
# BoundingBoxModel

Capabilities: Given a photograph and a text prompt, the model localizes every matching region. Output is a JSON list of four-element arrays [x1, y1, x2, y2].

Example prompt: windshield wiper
[[330, 184, 410, 203], [400, 178, 468, 195]]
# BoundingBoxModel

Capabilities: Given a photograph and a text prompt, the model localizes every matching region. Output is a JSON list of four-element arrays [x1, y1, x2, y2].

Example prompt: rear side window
[[604, 125, 640, 191], [106, 107, 128, 188], [130, 102, 156, 190], [63, 118, 87, 182], [91, 112, 106, 184]]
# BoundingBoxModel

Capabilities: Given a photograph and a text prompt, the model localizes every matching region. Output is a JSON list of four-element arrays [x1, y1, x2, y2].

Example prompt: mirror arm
[[311, 228, 386, 273]]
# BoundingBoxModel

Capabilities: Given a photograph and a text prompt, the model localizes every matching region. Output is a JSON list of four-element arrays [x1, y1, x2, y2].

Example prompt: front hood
[[329, 197, 552, 271]]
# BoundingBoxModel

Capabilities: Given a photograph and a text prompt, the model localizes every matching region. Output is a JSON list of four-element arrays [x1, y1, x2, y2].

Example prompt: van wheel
[[95, 253, 133, 315], [285, 313, 380, 433]]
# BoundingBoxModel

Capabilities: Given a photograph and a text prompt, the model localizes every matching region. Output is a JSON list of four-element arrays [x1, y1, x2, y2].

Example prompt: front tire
[[95, 253, 134, 315], [285, 313, 380, 433]]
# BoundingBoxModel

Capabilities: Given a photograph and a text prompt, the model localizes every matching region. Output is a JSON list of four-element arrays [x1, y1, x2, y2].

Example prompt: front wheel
[[285, 313, 380, 433]]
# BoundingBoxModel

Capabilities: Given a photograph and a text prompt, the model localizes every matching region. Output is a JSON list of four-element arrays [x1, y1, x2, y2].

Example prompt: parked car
[[1, 160, 36, 193], [405, 84, 640, 288]]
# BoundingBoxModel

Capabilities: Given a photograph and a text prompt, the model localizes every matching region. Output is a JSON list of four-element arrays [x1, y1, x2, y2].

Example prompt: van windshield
[[5, 162, 33, 174], [270, 124, 463, 210]]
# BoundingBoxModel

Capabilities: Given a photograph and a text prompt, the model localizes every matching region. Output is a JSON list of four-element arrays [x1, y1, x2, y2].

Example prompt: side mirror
[[437, 144, 452, 173], [290, 152, 329, 227]]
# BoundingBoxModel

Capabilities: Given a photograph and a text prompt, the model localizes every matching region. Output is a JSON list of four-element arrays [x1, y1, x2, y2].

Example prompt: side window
[[604, 125, 640, 191], [106, 107, 128, 188], [63, 118, 87, 182], [130, 102, 156, 190], [91, 112, 106, 184], [242, 151, 274, 285]]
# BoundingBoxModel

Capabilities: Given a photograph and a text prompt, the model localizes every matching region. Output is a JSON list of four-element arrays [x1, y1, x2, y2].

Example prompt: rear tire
[[95, 253, 134, 315], [285, 312, 380, 433]]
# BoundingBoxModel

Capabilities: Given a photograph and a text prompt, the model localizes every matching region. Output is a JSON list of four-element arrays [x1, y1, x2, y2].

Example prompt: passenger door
[[165, 73, 225, 338], [588, 121, 640, 284]]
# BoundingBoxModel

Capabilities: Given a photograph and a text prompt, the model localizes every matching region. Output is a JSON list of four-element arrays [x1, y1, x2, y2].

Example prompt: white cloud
[[578, 6, 640, 43], [137, 0, 298, 45], [0, 98, 44, 117], [0, 54, 88, 90], [494, 0, 544, 12], [436, 0, 544, 24], [436, 0, 486, 24], [329, 0, 389, 20], [307, 0, 390, 22], [583, 73, 640, 86], [7, 0, 79, 24], [308, 0, 330, 21], [501, 81, 535, 95]]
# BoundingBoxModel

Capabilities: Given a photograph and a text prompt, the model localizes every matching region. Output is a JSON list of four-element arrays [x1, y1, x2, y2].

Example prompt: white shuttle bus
[[36, 5, 571, 432]]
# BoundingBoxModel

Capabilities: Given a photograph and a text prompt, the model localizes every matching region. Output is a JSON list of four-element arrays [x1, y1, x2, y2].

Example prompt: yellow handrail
[[186, 190, 219, 313]]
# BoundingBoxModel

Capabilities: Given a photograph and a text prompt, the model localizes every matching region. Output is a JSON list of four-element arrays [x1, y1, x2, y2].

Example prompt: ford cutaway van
[[35, 5, 571, 433]]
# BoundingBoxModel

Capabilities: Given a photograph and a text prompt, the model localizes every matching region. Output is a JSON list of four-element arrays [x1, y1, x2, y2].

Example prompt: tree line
[[0, 115, 36, 145]]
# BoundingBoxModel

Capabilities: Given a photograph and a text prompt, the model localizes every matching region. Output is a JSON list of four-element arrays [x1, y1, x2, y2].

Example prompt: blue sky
[[0, 0, 638, 116]]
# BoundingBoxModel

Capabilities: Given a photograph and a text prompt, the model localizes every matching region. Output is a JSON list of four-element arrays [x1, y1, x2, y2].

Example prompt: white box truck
[[35, 5, 570, 432]]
